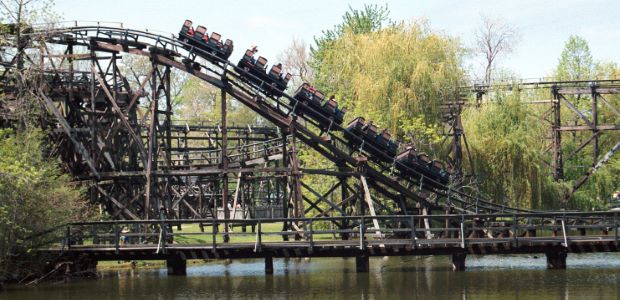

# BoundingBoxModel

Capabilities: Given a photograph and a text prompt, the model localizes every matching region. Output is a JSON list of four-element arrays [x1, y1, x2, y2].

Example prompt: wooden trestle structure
[[1, 23, 619, 274]]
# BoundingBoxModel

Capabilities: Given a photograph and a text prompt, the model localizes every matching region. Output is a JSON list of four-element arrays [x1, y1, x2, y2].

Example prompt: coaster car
[[178, 20, 233, 62], [237, 49, 291, 96], [395, 147, 450, 188], [343, 117, 398, 163], [291, 83, 345, 130]]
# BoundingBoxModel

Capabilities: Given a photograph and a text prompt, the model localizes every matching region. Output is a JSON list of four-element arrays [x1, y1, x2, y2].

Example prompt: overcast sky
[[52, 0, 620, 80]]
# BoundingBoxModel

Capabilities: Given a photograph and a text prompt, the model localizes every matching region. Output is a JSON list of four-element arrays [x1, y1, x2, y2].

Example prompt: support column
[[289, 125, 304, 240], [265, 255, 274, 275], [221, 89, 229, 243], [545, 251, 567, 269], [552, 86, 564, 181], [452, 252, 466, 271], [339, 173, 349, 240], [591, 85, 599, 163], [146, 62, 159, 219], [355, 255, 369, 273], [281, 131, 289, 241], [451, 113, 464, 181], [166, 255, 187, 275]]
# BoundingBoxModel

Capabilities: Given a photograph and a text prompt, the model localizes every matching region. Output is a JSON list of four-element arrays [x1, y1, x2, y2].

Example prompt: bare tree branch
[[277, 38, 314, 89], [0, 0, 19, 21], [474, 15, 519, 84]]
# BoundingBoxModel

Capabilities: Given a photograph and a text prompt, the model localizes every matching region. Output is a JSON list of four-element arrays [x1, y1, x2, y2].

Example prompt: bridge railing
[[35, 211, 620, 253]]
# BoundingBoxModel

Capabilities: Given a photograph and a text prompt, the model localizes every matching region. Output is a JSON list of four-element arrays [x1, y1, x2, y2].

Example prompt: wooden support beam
[[558, 94, 593, 128], [558, 87, 620, 94], [569, 141, 620, 197], [599, 94, 620, 118], [230, 172, 242, 221], [557, 125, 620, 131], [91, 65, 148, 165], [423, 207, 433, 239], [300, 181, 346, 216], [360, 175, 381, 237], [564, 132, 601, 162], [37, 91, 100, 178], [95, 186, 139, 220]]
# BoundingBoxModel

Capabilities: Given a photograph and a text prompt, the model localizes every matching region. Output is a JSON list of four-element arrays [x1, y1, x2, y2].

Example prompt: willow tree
[[313, 21, 464, 150], [461, 91, 557, 209], [312, 4, 390, 71]]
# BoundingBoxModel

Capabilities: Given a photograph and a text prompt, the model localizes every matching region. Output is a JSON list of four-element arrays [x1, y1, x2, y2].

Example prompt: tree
[[1, 0, 58, 129], [313, 21, 464, 149], [474, 15, 518, 84], [0, 128, 90, 282], [118, 54, 188, 113], [174, 77, 263, 126], [462, 92, 553, 209], [554, 36, 593, 156], [311, 4, 389, 70], [555, 35, 594, 81], [277, 38, 314, 90], [0, 0, 92, 283], [553, 36, 620, 209]]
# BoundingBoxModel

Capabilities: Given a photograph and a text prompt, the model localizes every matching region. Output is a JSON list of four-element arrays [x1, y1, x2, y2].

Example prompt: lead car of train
[[177, 20, 452, 187]]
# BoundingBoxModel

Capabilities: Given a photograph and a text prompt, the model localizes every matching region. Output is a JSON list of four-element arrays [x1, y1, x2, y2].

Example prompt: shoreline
[[96, 259, 219, 271]]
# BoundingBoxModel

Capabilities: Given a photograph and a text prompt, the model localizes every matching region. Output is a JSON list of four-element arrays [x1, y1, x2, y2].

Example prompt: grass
[[172, 222, 343, 244], [75, 221, 349, 247]]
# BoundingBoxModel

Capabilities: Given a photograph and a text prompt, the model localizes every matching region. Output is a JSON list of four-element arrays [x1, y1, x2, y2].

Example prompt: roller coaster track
[[1, 24, 537, 219]]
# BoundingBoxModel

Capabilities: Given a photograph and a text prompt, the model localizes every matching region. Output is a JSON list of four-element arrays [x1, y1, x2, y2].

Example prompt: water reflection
[[3, 253, 620, 299]]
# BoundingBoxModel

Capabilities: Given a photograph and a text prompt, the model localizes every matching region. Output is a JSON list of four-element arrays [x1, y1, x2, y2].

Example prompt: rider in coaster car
[[250, 45, 258, 64]]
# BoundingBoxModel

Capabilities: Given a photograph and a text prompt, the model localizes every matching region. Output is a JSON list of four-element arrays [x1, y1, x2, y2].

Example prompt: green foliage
[[0, 128, 89, 281], [313, 21, 464, 141], [312, 4, 390, 69], [463, 83, 620, 211], [550, 36, 620, 209], [174, 77, 264, 126], [555, 35, 595, 81], [462, 91, 557, 209], [297, 9, 463, 214]]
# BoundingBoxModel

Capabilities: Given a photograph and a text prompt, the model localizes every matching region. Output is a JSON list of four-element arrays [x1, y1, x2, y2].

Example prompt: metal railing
[[35, 211, 619, 255]]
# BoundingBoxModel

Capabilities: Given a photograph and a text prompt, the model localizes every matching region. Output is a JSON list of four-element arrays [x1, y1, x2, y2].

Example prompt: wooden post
[[452, 252, 467, 271], [265, 255, 274, 275], [360, 175, 381, 237], [552, 86, 564, 181], [166, 255, 187, 275], [340, 173, 349, 240], [230, 171, 242, 226], [355, 255, 369, 273], [221, 89, 229, 243], [591, 85, 599, 163], [545, 251, 567, 269], [423, 207, 432, 239]]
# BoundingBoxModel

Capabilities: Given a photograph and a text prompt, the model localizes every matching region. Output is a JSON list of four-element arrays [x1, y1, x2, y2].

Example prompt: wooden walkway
[[33, 212, 620, 274]]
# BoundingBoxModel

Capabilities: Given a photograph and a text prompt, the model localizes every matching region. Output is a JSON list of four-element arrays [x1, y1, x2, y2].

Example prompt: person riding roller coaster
[[250, 45, 258, 63]]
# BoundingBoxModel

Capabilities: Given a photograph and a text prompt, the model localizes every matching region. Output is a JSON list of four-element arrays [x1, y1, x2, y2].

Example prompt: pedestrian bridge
[[34, 211, 620, 275]]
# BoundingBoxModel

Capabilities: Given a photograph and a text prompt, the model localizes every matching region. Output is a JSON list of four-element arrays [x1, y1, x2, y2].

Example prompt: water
[[3, 253, 620, 299]]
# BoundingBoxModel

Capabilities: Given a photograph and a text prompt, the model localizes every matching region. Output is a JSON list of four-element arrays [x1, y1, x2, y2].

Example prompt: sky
[[51, 0, 620, 80]]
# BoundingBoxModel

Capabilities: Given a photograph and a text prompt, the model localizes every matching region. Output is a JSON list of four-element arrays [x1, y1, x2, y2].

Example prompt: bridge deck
[[40, 236, 620, 261]]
